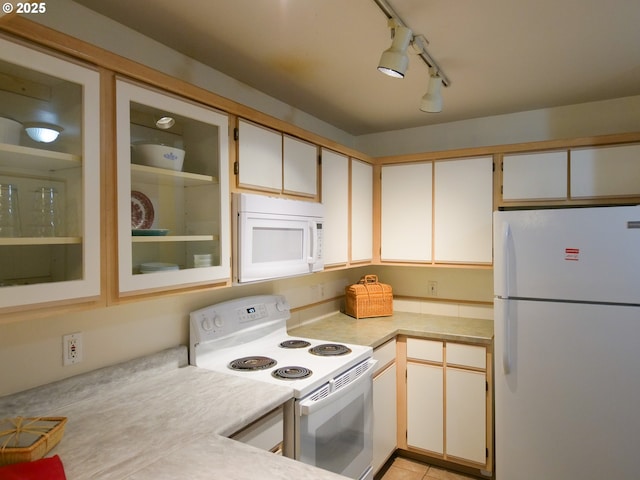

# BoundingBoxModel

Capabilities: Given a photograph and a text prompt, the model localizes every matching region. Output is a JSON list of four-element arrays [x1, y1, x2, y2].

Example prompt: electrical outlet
[[63, 332, 83, 366], [428, 281, 438, 296]]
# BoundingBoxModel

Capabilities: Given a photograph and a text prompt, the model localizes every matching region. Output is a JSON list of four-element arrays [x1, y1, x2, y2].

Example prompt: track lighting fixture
[[373, 0, 451, 112], [420, 73, 443, 113], [377, 22, 412, 78]]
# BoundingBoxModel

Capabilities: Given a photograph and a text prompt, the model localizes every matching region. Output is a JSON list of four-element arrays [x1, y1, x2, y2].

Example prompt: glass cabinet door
[[0, 37, 100, 310], [115, 79, 230, 294]]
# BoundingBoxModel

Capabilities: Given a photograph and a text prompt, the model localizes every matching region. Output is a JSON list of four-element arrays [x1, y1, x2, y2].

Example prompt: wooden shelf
[[131, 164, 217, 186], [0, 236, 82, 246], [0, 143, 81, 171], [131, 234, 217, 243]]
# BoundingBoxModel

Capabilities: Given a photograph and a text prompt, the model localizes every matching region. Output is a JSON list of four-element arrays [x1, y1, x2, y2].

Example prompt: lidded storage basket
[[345, 275, 393, 319]]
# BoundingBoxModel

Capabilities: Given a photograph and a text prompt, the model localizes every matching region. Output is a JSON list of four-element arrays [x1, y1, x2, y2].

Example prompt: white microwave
[[233, 193, 324, 283]]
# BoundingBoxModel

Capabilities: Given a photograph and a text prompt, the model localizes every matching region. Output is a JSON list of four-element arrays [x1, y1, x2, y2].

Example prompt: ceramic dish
[[132, 229, 169, 236], [139, 262, 179, 273], [131, 191, 154, 229]]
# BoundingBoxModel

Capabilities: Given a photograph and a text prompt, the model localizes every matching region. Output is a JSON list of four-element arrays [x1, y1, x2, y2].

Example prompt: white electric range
[[189, 295, 375, 480]]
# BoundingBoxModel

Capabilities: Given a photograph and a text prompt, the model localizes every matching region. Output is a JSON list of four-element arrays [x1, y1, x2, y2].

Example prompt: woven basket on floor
[[345, 274, 393, 319]]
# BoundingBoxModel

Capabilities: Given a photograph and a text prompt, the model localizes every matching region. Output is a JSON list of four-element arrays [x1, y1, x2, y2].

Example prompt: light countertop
[[289, 310, 494, 348], [0, 346, 349, 480]]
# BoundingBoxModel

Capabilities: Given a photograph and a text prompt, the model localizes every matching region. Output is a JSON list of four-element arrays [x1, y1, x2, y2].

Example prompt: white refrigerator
[[494, 206, 640, 480]]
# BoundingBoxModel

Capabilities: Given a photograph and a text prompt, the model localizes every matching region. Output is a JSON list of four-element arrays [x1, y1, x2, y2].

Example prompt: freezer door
[[494, 298, 640, 480], [494, 206, 640, 304]]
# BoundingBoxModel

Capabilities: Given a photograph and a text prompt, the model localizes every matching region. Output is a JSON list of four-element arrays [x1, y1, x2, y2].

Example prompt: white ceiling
[[72, 0, 640, 136]]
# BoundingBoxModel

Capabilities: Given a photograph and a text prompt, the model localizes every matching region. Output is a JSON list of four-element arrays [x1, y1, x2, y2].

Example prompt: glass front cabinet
[[115, 79, 230, 294], [0, 37, 100, 311]]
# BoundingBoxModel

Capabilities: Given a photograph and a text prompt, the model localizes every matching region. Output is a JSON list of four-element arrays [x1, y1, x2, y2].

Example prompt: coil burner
[[271, 366, 313, 380], [228, 356, 277, 371], [279, 339, 312, 349], [309, 343, 352, 356]]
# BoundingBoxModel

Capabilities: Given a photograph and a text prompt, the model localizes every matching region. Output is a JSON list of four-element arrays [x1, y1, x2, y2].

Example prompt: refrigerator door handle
[[501, 299, 512, 374], [498, 221, 512, 299]]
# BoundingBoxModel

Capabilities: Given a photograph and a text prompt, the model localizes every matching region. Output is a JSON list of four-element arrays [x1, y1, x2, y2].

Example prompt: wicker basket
[[345, 275, 393, 319], [0, 417, 67, 466]]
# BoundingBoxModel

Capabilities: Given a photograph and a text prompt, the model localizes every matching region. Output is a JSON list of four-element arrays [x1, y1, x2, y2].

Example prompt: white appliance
[[189, 295, 376, 480], [233, 193, 324, 283], [494, 205, 640, 480]]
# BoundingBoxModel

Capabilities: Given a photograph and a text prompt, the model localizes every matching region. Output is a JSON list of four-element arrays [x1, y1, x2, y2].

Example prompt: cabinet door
[[373, 363, 397, 473], [283, 135, 317, 196], [321, 148, 349, 265], [381, 163, 432, 262], [407, 363, 443, 454], [570, 144, 640, 198], [116, 79, 230, 294], [237, 119, 282, 192], [446, 368, 487, 464], [0, 37, 100, 310], [502, 151, 567, 201], [434, 157, 493, 264], [351, 159, 373, 262]]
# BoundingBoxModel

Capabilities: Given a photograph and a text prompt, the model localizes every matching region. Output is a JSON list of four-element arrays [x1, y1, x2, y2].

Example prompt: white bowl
[[0, 117, 22, 145], [131, 144, 185, 172]]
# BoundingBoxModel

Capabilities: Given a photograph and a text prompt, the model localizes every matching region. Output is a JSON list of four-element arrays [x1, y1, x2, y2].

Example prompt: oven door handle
[[299, 358, 376, 416]]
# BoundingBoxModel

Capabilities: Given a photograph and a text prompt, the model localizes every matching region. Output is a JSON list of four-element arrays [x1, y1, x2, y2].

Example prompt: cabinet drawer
[[407, 338, 443, 363], [373, 339, 396, 375], [446, 343, 486, 369]]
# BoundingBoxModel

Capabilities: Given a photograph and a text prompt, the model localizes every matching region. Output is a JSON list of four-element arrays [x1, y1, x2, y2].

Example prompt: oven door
[[295, 359, 376, 480], [237, 211, 323, 283]]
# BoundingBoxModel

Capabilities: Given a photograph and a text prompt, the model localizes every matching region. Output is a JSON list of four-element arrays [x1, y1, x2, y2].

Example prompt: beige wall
[[355, 95, 640, 157], [0, 268, 367, 396]]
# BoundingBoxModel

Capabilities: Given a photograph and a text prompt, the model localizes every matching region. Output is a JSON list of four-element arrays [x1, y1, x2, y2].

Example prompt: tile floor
[[380, 456, 477, 480]]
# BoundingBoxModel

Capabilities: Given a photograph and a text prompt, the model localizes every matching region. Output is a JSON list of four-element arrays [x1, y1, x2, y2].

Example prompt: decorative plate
[[131, 191, 154, 229]]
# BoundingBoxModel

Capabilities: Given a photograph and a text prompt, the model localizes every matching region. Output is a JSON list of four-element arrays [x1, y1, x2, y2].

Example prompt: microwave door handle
[[308, 221, 318, 265]]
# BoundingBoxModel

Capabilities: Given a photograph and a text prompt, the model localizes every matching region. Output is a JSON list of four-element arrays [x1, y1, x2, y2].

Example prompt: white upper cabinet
[[115, 79, 230, 294], [351, 159, 373, 263], [379, 157, 493, 265], [237, 120, 318, 197], [434, 157, 493, 264], [0, 37, 100, 310], [381, 163, 432, 262], [237, 119, 282, 192], [321, 148, 349, 266], [570, 144, 640, 198], [502, 151, 568, 201], [283, 134, 317, 196]]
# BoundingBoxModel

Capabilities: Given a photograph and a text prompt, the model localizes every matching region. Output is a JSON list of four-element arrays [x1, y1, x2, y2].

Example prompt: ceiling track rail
[[373, 0, 451, 87]]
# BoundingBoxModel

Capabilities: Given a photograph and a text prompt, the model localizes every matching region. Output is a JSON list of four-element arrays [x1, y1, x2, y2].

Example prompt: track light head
[[377, 24, 413, 78], [420, 74, 443, 113]]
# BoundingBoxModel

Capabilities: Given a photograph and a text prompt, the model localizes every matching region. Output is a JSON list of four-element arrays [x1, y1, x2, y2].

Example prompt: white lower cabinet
[[446, 368, 486, 464], [230, 405, 284, 453], [372, 340, 397, 473], [402, 337, 492, 474], [407, 362, 443, 453]]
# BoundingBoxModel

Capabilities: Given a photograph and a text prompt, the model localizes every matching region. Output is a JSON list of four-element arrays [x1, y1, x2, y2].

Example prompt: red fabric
[[0, 455, 66, 480]]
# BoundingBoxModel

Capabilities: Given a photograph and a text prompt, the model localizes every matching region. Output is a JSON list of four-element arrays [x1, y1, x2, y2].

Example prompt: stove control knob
[[201, 316, 215, 332], [276, 300, 289, 312], [213, 315, 223, 328], [201, 317, 213, 332]]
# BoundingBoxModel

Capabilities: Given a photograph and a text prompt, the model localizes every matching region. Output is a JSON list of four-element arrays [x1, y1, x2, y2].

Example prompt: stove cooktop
[[189, 295, 372, 398]]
